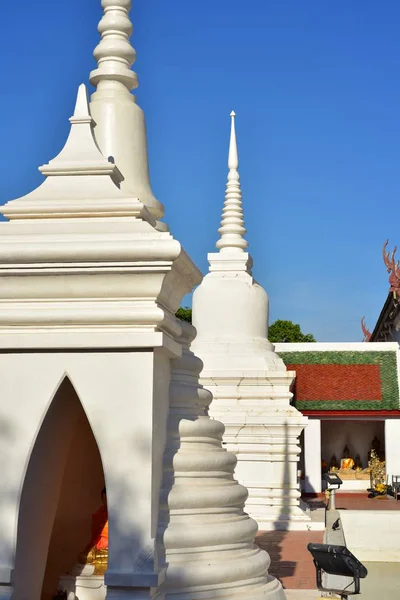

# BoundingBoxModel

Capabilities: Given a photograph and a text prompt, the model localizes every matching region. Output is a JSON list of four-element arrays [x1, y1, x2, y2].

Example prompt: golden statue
[[77, 487, 108, 575], [340, 445, 355, 470], [369, 436, 384, 461], [369, 449, 386, 491], [354, 454, 363, 472], [329, 454, 339, 472]]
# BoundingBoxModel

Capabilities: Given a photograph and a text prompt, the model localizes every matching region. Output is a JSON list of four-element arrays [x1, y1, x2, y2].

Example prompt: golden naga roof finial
[[383, 239, 400, 299], [361, 316, 371, 342]]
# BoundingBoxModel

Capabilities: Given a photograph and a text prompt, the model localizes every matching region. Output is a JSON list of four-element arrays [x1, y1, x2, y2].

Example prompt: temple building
[[274, 240, 400, 495], [371, 294, 400, 343], [190, 103, 400, 506], [275, 341, 400, 494], [191, 110, 400, 503]]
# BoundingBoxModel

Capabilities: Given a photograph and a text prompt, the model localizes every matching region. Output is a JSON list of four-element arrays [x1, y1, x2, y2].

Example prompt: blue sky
[[1, 0, 399, 341]]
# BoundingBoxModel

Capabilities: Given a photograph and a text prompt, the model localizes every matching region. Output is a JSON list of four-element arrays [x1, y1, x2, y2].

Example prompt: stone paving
[[280, 562, 400, 599], [256, 493, 400, 593], [256, 530, 324, 590], [283, 592, 322, 599]]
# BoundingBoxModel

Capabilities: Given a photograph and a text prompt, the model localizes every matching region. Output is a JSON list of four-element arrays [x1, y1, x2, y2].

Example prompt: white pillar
[[385, 419, 400, 482], [303, 419, 321, 493]]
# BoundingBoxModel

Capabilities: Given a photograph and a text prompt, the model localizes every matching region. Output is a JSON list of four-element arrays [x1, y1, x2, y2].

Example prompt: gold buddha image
[[324, 437, 383, 481], [340, 445, 355, 471], [328, 454, 339, 472], [76, 487, 108, 576], [354, 454, 363, 472], [368, 436, 385, 462]]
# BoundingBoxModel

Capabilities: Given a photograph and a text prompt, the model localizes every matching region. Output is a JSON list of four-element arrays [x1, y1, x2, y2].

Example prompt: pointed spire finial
[[38, 84, 119, 178], [1, 84, 157, 223], [216, 111, 248, 253], [89, 0, 138, 93], [70, 83, 93, 123], [228, 111, 238, 170]]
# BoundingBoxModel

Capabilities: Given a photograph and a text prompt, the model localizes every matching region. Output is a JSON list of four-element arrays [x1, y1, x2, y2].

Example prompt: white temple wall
[[385, 419, 400, 482], [303, 418, 321, 494], [0, 350, 170, 596]]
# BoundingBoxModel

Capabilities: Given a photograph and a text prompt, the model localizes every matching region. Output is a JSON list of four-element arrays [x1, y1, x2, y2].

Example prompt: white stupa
[[192, 112, 310, 530]]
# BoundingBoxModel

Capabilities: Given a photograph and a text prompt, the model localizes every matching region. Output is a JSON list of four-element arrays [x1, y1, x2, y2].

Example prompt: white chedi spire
[[216, 111, 248, 253], [89, 0, 138, 93], [89, 0, 164, 220]]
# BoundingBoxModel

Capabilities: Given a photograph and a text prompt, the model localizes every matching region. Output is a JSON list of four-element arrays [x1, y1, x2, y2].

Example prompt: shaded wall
[[321, 420, 384, 468]]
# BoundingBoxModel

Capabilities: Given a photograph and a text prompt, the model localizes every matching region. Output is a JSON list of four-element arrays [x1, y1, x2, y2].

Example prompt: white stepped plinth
[[58, 575, 106, 600]]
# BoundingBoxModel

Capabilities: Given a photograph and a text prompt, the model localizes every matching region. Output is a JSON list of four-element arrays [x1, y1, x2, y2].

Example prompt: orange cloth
[[340, 458, 355, 470], [89, 505, 108, 551]]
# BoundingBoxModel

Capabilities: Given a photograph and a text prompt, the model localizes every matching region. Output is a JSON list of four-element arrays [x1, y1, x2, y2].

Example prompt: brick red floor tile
[[256, 494, 400, 589], [305, 492, 400, 511], [256, 531, 323, 589]]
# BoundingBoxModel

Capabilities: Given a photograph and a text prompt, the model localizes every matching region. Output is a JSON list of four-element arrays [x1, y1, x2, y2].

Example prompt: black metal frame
[[307, 543, 367, 598], [323, 472, 343, 489]]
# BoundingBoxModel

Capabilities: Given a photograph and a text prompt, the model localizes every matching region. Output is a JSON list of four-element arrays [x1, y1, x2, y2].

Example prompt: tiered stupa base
[[156, 325, 286, 600], [58, 575, 106, 600]]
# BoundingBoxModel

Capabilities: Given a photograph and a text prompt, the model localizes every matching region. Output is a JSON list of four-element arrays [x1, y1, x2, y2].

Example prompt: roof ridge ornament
[[216, 111, 248, 253], [383, 239, 400, 300], [361, 317, 371, 342], [89, 0, 138, 94]]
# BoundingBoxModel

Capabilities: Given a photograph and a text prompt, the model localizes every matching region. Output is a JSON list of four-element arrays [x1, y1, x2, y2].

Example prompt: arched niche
[[12, 376, 106, 600]]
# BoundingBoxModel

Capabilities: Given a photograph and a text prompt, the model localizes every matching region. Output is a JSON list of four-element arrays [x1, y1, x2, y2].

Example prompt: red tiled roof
[[285, 363, 382, 402]]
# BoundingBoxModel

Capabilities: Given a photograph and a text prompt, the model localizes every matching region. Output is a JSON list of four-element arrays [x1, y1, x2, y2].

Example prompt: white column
[[385, 419, 400, 482], [303, 419, 321, 493]]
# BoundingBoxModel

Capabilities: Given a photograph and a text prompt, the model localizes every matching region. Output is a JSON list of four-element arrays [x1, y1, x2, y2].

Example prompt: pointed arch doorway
[[13, 377, 106, 600]]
